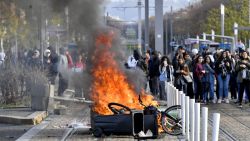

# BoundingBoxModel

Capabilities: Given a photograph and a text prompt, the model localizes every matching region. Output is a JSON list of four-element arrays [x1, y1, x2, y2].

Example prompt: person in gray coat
[[58, 47, 69, 96]]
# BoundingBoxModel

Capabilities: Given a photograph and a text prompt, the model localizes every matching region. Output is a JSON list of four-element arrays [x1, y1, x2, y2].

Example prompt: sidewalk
[[0, 108, 47, 125], [0, 108, 47, 141]]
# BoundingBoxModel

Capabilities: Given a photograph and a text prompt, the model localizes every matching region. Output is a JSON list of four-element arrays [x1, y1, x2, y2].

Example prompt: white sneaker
[[212, 99, 216, 104], [217, 99, 221, 104], [225, 99, 229, 104]]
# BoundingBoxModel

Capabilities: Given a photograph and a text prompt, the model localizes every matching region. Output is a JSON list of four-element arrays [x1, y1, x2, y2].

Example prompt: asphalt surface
[[0, 123, 33, 141], [2, 99, 250, 141]]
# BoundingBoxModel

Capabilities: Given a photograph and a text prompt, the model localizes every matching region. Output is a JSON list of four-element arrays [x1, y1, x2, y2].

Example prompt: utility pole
[[234, 22, 238, 52], [155, 0, 164, 54], [221, 4, 225, 43], [249, 0, 250, 24], [65, 6, 69, 43], [144, 0, 149, 52], [165, 15, 168, 55], [138, 0, 142, 54], [170, 6, 173, 46]]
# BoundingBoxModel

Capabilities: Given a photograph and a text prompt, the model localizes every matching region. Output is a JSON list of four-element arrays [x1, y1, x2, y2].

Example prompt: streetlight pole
[[144, 0, 149, 52], [137, 0, 142, 54], [203, 32, 206, 40], [65, 6, 69, 44], [170, 6, 173, 45], [165, 15, 168, 55], [155, 0, 164, 54], [234, 22, 238, 52], [211, 29, 215, 41], [56, 24, 60, 54], [221, 4, 225, 43], [249, 0, 250, 24]]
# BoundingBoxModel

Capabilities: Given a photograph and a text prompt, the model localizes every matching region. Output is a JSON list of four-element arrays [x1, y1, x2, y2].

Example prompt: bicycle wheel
[[161, 105, 182, 136]]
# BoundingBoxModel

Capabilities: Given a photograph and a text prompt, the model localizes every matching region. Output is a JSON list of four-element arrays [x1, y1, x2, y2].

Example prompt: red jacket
[[66, 54, 74, 69]]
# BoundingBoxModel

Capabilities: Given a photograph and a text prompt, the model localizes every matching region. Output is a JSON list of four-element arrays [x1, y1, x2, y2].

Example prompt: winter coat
[[236, 59, 250, 83]]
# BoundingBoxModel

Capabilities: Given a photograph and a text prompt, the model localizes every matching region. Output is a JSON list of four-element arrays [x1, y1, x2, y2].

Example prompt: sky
[[104, 0, 198, 21]]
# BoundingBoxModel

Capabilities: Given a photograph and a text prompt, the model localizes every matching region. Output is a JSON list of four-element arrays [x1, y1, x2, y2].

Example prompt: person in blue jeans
[[202, 55, 215, 103], [159, 56, 173, 100], [215, 51, 232, 103]]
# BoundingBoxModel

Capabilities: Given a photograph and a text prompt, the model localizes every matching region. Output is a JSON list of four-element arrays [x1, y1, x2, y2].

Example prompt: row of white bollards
[[166, 82, 220, 141]]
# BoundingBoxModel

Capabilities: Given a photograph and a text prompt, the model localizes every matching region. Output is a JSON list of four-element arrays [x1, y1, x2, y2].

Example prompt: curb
[[0, 111, 48, 125]]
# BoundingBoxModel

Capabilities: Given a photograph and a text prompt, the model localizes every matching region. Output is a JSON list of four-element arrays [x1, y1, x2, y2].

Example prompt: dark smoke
[[47, 0, 105, 99], [25, 0, 146, 97]]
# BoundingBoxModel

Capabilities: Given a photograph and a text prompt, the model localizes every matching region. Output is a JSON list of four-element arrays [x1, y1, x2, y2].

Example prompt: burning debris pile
[[90, 31, 158, 115]]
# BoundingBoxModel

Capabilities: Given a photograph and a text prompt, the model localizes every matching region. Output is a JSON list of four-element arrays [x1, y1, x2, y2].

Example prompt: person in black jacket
[[235, 51, 250, 107], [215, 51, 232, 103], [47, 46, 59, 85], [148, 51, 160, 96]]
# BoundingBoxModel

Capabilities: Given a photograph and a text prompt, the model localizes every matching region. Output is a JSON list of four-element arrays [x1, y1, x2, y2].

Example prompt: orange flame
[[157, 114, 164, 133], [91, 32, 158, 115]]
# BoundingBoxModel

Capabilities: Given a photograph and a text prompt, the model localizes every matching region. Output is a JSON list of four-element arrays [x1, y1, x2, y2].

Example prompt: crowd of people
[[0, 46, 86, 97], [129, 46, 250, 108]]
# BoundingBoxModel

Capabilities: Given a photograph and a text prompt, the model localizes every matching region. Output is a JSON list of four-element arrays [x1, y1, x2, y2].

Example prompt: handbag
[[245, 69, 250, 80], [182, 74, 193, 83]]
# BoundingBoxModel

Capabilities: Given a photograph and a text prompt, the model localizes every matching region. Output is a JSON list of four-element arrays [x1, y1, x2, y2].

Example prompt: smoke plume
[[26, 0, 146, 98]]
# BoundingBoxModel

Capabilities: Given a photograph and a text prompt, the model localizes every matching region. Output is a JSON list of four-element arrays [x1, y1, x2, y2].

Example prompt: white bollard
[[178, 91, 183, 105], [171, 85, 175, 106], [49, 84, 55, 97], [190, 99, 195, 141], [194, 103, 200, 141], [173, 86, 176, 106], [212, 113, 220, 141], [181, 93, 186, 136], [167, 83, 170, 106], [175, 88, 179, 105], [202, 107, 208, 141], [169, 83, 172, 106], [169, 84, 172, 107], [185, 96, 190, 140]]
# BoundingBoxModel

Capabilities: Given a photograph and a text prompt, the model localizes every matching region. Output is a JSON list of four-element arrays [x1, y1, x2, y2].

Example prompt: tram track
[[207, 103, 250, 141]]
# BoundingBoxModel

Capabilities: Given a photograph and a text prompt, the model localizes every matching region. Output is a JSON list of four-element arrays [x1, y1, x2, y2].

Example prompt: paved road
[[0, 123, 33, 141], [5, 98, 248, 141], [207, 102, 250, 141]]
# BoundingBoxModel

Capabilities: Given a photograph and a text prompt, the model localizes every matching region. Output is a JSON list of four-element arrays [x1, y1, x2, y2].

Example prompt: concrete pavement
[[2, 99, 250, 141], [0, 108, 47, 125]]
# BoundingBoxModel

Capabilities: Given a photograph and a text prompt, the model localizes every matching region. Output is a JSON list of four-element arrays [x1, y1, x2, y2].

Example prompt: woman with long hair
[[174, 56, 194, 98], [194, 55, 205, 102], [215, 51, 232, 103], [159, 56, 173, 100], [202, 55, 215, 103]]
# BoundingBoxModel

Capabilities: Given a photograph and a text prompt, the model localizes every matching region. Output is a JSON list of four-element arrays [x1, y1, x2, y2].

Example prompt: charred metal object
[[91, 103, 159, 139]]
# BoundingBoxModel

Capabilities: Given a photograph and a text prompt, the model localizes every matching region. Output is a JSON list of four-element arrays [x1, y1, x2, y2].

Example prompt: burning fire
[[91, 31, 158, 115], [157, 114, 164, 133]]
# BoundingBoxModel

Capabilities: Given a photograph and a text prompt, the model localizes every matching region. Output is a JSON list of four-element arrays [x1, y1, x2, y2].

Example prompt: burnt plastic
[[91, 108, 158, 139], [132, 111, 144, 136]]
